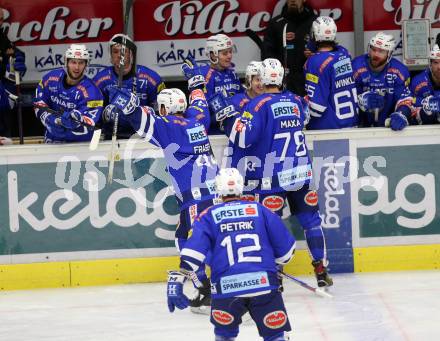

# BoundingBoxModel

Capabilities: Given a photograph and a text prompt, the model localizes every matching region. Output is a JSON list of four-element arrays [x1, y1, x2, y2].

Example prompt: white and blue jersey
[[125, 90, 219, 210], [352, 54, 413, 126], [410, 69, 440, 124], [34, 68, 104, 142], [93, 65, 165, 138], [225, 91, 312, 194], [180, 200, 296, 298], [200, 64, 244, 134], [304, 45, 359, 129]]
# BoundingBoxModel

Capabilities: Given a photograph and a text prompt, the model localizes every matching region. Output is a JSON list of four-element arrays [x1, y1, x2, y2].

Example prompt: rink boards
[[0, 127, 439, 290]]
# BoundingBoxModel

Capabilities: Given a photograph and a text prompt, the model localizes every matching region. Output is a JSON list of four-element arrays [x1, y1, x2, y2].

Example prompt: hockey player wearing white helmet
[[209, 57, 333, 288], [94, 33, 165, 139], [105, 58, 220, 313], [410, 44, 440, 125], [167, 167, 296, 341], [352, 31, 414, 130], [196, 34, 244, 134], [33, 44, 103, 143], [304, 16, 359, 130]]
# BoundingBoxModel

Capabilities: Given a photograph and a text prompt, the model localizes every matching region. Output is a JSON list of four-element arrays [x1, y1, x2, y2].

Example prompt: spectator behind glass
[[261, 0, 317, 96]]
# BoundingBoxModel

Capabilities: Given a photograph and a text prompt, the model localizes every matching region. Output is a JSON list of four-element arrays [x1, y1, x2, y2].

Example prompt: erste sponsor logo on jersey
[[333, 58, 353, 78], [278, 164, 313, 188], [220, 271, 269, 294], [262, 195, 284, 212], [186, 124, 208, 143], [271, 102, 300, 119], [263, 311, 287, 329], [212, 310, 234, 325], [212, 203, 258, 223]]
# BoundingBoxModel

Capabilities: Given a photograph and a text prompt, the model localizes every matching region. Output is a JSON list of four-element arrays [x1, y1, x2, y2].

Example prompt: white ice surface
[[1, 270, 439, 341]]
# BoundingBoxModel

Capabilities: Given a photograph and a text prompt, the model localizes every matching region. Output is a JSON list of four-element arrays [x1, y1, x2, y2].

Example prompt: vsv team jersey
[[180, 200, 296, 298], [352, 54, 412, 126], [93, 65, 165, 138], [230, 92, 251, 113], [410, 69, 440, 124], [304, 45, 359, 129], [34, 68, 103, 142], [126, 90, 218, 209], [225, 91, 312, 193], [200, 64, 244, 134]]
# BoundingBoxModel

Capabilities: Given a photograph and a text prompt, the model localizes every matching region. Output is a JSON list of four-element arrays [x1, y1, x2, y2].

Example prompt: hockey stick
[[10, 56, 24, 144], [279, 271, 333, 299], [245, 29, 264, 52], [34, 104, 102, 151], [108, 0, 135, 184], [282, 23, 289, 90]]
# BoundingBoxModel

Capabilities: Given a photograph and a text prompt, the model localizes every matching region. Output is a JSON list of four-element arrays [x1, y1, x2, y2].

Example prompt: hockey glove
[[37, 109, 66, 136], [421, 95, 440, 116], [60, 109, 87, 130], [358, 91, 385, 112], [108, 87, 140, 115], [102, 104, 121, 123], [181, 57, 206, 91], [208, 93, 239, 122], [5, 49, 27, 82], [167, 270, 189, 313], [389, 112, 408, 131]]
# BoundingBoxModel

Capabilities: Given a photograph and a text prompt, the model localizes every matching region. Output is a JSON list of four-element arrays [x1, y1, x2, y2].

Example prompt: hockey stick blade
[[279, 271, 333, 299], [89, 128, 102, 151]]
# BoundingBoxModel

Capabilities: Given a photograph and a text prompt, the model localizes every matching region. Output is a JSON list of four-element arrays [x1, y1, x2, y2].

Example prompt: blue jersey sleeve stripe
[[275, 242, 296, 265], [181, 258, 201, 272], [181, 248, 206, 263], [137, 107, 155, 139]]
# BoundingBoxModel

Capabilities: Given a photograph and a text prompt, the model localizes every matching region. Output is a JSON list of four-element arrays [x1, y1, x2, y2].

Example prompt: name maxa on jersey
[[270, 100, 301, 129]]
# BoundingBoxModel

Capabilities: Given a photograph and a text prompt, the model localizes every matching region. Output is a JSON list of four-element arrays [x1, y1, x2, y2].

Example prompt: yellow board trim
[[1, 246, 439, 291]]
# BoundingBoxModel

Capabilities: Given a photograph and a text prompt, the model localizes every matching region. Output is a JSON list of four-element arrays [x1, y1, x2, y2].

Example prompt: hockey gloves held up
[[208, 93, 239, 122], [181, 57, 206, 91], [107, 87, 140, 117], [167, 270, 189, 313]]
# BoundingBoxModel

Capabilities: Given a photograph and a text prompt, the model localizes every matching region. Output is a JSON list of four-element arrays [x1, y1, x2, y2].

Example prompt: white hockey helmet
[[157, 88, 187, 115], [215, 168, 244, 197], [205, 34, 233, 64], [65, 44, 91, 64], [429, 44, 440, 60], [312, 16, 337, 42], [260, 58, 284, 87], [245, 61, 263, 86], [368, 32, 395, 62]]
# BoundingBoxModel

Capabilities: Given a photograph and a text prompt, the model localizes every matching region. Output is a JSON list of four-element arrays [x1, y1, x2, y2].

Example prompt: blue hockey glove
[[102, 104, 121, 123], [421, 95, 440, 116], [37, 109, 66, 135], [208, 93, 239, 122], [5, 49, 27, 82], [60, 109, 84, 130], [358, 91, 385, 112], [108, 87, 140, 115], [389, 112, 408, 131], [167, 270, 189, 313], [181, 57, 206, 90]]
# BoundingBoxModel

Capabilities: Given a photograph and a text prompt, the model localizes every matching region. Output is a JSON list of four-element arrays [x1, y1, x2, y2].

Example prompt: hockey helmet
[[205, 34, 234, 64], [430, 44, 440, 60], [215, 168, 244, 197], [312, 16, 337, 42], [260, 58, 284, 86], [368, 32, 395, 63], [245, 61, 263, 87], [157, 88, 187, 115], [65, 44, 91, 64]]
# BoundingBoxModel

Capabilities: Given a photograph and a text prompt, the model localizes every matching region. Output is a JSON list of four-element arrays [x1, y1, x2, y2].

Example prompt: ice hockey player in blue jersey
[[94, 34, 166, 139], [352, 32, 413, 130], [410, 44, 440, 125], [34, 44, 104, 143], [199, 34, 244, 134], [304, 16, 359, 129], [0, 46, 26, 137], [167, 168, 295, 341], [212, 58, 333, 288], [230, 61, 264, 113], [104, 58, 219, 312]]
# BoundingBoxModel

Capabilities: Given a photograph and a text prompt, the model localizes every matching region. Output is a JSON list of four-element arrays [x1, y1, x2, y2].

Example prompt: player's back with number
[[305, 45, 358, 129], [183, 199, 296, 297]]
